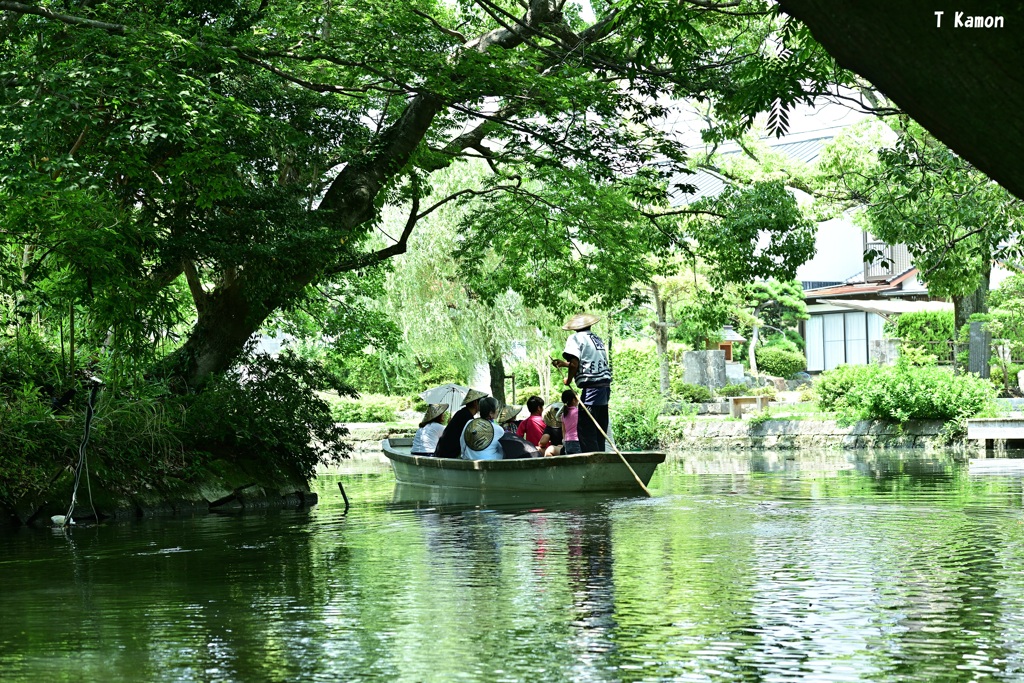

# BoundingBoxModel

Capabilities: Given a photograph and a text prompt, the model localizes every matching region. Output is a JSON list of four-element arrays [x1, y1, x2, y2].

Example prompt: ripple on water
[[4, 451, 1024, 682]]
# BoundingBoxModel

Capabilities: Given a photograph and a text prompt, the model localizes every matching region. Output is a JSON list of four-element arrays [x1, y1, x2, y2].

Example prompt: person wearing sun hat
[[539, 402, 564, 456], [434, 388, 488, 458], [496, 403, 541, 459], [411, 403, 448, 456], [496, 403, 523, 432], [459, 396, 504, 460], [551, 313, 611, 453]]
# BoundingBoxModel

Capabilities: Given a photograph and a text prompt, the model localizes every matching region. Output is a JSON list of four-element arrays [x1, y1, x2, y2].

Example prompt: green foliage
[[749, 385, 777, 399], [0, 344, 350, 508], [754, 346, 806, 378], [799, 386, 819, 403], [611, 341, 661, 403], [826, 121, 1024, 304], [182, 352, 350, 480], [816, 362, 996, 425], [611, 400, 662, 451], [689, 183, 817, 286], [672, 382, 713, 404], [991, 363, 1024, 394], [885, 311, 954, 363], [0, 385, 74, 502], [326, 394, 404, 423], [747, 408, 775, 427], [671, 287, 736, 349], [716, 383, 749, 397]]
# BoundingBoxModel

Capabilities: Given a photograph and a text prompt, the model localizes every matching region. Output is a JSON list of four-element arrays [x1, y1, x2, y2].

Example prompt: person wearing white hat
[[411, 403, 448, 456], [434, 388, 488, 458], [552, 313, 611, 453]]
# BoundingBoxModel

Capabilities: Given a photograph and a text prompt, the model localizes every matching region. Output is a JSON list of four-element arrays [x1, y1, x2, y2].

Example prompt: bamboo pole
[[555, 366, 652, 497]]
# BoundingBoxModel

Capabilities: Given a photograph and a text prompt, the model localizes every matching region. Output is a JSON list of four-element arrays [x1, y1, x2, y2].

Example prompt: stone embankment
[[661, 418, 954, 451]]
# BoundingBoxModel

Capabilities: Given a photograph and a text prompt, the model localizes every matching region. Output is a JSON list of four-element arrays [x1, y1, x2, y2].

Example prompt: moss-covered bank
[[3, 452, 317, 528]]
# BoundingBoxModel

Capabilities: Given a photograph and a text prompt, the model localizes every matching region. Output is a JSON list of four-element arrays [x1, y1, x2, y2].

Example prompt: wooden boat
[[381, 438, 665, 493]]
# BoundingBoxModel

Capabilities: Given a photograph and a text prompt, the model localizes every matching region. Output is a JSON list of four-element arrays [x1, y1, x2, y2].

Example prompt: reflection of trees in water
[[875, 506, 1023, 680], [564, 510, 620, 678], [1, 511, 338, 681]]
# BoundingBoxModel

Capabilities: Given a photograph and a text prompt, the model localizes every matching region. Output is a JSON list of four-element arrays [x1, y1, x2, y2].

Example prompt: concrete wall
[[662, 418, 951, 451]]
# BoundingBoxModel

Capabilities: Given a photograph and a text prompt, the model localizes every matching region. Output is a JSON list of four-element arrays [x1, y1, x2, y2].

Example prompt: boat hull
[[382, 439, 664, 493]]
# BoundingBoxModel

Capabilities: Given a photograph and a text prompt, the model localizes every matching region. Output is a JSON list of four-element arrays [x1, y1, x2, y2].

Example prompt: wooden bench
[[728, 395, 771, 418]]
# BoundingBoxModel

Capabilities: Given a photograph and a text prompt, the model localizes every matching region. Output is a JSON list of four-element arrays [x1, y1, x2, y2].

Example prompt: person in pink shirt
[[516, 395, 547, 447], [559, 389, 581, 454]]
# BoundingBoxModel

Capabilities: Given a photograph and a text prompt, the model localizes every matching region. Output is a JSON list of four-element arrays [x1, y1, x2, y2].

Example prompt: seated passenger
[[411, 403, 448, 456], [516, 395, 547, 447], [434, 389, 487, 458], [559, 390, 581, 454], [460, 397, 504, 460], [497, 404, 540, 459], [540, 402, 564, 457]]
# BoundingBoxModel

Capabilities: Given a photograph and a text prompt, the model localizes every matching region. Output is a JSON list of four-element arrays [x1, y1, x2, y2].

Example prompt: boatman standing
[[552, 313, 611, 453]]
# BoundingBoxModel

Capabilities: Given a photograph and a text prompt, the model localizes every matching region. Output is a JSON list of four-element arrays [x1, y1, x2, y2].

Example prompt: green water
[[4, 450, 1024, 682]]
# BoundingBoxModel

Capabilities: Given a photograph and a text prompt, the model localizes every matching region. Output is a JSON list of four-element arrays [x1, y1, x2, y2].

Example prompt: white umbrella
[[420, 383, 470, 410]]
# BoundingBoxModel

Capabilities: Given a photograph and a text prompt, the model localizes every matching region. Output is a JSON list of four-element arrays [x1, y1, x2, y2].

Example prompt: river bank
[[5, 412, 997, 528], [336, 416, 982, 463], [3, 455, 317, 528]]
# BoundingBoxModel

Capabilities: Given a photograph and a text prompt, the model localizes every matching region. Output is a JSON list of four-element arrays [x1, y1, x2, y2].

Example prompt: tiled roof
[[803, 268, 920, 298]]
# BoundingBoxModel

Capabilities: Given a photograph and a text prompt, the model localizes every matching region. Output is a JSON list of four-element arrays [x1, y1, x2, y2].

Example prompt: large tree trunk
[[650, 282, 671, 398], [953, 263, 991, 373], [488, 355, 506, 405], [748, 324, 761, 376], [167, 94, 446, 386], [778, 0, 1024, 202], [161, 6, 568, 386]]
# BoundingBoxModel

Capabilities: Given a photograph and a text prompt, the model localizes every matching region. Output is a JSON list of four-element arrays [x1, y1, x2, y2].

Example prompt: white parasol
[[420, 383, 470, 410]]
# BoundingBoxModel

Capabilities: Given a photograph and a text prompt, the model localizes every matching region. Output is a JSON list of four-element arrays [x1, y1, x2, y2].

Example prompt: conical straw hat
[[419, 403, 448, 427], [464, 418, 495, 451], [497, 404, 522, 425], [462, 389, 488, 405], [562, 313, 600, 331], [543, 403, 564, 428]]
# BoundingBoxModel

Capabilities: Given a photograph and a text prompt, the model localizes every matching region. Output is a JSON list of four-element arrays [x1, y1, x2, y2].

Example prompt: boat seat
[[389, 437, 414, 447]]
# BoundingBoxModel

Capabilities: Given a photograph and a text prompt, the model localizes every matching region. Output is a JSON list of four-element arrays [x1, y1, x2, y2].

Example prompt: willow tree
[[0, 0, 847, 389]]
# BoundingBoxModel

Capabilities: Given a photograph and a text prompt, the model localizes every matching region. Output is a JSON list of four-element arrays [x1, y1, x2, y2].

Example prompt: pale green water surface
[[4, 449, 1024, 682]]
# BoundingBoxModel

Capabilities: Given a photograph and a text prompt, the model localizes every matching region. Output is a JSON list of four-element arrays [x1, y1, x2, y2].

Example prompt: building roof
[[720, 325, 746, 342], [803, 268, 920, 299], [819, 299, 952, 319], [670, 131, 840, 205]]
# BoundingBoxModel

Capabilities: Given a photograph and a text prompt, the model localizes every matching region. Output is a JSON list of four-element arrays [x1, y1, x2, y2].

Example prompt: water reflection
[[5, 449, 1024, 682]]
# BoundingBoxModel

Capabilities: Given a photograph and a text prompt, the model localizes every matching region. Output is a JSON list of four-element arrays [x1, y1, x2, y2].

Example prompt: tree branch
[[412, 9, 467, 43], [0, 1, 126, 33], [183, 260, 209, 311]]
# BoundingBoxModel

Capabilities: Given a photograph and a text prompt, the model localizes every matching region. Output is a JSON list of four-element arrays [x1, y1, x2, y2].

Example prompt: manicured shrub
[[750, 384, 777, 399], [716, 383, 748, 397], [755, 346, 806, 378], [816, 362, 996, 424], [886, 310, 955, 362], [673, 382, 712, 404], [816, 364, 882, 411]]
